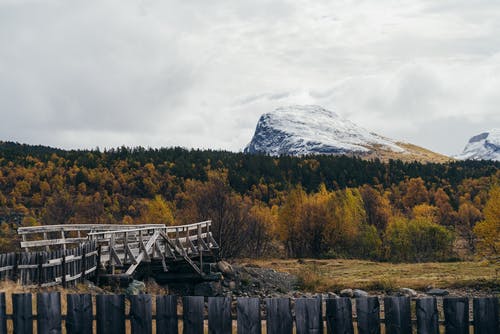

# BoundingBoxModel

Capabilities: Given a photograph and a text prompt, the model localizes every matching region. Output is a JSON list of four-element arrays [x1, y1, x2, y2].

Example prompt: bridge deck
[[18, 221, 219, 279]]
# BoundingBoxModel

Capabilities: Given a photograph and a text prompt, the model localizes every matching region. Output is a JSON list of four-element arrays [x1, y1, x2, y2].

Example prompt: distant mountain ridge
[[456, 129, 500, 161], [245, 105, 450, 163]]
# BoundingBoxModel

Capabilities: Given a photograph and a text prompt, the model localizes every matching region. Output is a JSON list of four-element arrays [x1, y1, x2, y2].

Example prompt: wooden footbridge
[[17, 221, 220, 284]]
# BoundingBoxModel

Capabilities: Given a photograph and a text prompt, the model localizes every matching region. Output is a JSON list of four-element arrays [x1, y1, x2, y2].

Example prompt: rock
[[399, 288, 418, 297], [194, 281, 222, 297], [229, 281, 237, 290], [125, 280, 146, 295], [340, 289, 354, 298], [353, 289, 369, 298], [426, 288, 449, 296], [217, 261, 234, 277]]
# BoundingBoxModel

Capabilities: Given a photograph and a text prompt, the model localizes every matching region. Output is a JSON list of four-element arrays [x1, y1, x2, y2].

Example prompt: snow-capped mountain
[[244, 105, 449, 162], [456, 129, 500, 161]]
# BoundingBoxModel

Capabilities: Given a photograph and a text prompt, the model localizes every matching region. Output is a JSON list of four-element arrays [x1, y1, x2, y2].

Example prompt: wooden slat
[[66, 294, 93, 334], [0, 293, 6, 334], [125, 231, 160, 275], [295, 298, 322, 334], [473, 297, 499, 334], [183, 296, 204, 334], [37, 292, 62, 334], [416, 297, 439, 334], [266, 298, 293, 334], [443, 297, 469, 334], [156, 295, 178, 334], [130, 294, 152, 334], [237, 298, 261, 334], [356, 297, 381, 334], [384, 296, 411, 334], [13, 293, 33, 334], [208, 297, 232, 334], [326, 297, 354, 334], [96, 294, 125, 334]]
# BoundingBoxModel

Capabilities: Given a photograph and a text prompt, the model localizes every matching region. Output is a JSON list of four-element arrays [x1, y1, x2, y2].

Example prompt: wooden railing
[[0, 241, 97, 287], [0, 293, 498, 333], [18, 221, 219, 278]]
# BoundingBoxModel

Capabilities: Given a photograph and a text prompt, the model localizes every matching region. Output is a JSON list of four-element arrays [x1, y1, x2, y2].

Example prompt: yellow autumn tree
[[139, 195, 175, 226], [474, 185, 500, 266]]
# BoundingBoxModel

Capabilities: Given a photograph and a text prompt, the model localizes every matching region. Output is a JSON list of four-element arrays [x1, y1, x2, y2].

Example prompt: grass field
[[237, 258, 499, 292]]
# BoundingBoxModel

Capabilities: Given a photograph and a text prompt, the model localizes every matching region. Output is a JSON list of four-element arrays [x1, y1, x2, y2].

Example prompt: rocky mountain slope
[[456, 129, 500, 161], [245, 105, 450, 163]]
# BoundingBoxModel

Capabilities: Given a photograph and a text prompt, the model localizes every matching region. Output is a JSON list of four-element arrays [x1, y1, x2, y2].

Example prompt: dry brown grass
[[238, 258, 499, 292]]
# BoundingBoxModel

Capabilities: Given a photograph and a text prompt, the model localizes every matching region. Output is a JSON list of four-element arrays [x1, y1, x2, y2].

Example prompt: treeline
[[0, 141, 498, 262]]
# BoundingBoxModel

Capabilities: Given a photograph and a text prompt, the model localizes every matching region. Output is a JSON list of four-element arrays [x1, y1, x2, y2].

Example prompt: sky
[[1, 0, 500, 156]]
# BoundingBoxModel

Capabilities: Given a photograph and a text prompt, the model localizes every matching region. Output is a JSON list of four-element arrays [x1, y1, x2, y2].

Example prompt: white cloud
[[0, 0, 499, 155]]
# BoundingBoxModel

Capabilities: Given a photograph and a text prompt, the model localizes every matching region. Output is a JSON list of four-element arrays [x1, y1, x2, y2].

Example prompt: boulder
[[426, 288, 449, 296], [125, 280, 146, 295], [399, 288, 418, 297], [340, 289, 354, 298], [217, 261, 234, 277], [353, 289, 369, 298]]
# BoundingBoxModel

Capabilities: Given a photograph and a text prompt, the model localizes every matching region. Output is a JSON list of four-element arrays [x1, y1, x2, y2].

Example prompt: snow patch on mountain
[[456, 129, 500, 161], [244, 105, 406, 156]]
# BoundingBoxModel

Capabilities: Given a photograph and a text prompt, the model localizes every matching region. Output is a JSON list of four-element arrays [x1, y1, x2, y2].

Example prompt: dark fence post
[[473, 297, 499, 334], [0, 293, 6, 334], [356, 297, 381, 334], [66, 294, 93, 334], [416, 297, 439, 334], [130, 294, 152, 334], [37, 292, 62, 334], [208, 297, 232, 334], [326, 297, 354, 334], [296, 298, 322, 334], [96, 294, 125, 334], [12, 252, 19, 282], [13, 293, 33, 334], [156, 295, 178, 334], [61, 251, 67, 288], [443, 297, 469, 334], [183, 296, 204, 334], [266, 298, 293, 334], [384, 296, 411, 334], [237, 297, 261, 334]]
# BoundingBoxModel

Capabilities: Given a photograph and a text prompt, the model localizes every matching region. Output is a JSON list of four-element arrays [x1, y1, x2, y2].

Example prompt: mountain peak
[[457, 129, 500, 161], [244, 105, 450, 163]]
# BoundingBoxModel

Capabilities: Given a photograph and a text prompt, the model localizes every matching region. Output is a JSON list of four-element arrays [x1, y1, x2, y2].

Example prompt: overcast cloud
[[1, 0, 499, 155]]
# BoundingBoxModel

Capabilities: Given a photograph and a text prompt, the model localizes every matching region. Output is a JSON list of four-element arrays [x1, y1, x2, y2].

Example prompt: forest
[[0, 141, 498, 264]]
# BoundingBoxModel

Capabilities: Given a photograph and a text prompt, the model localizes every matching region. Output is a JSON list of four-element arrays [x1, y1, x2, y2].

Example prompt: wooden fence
[[0, 241, 97, 287], [0, 293, 497, 333]]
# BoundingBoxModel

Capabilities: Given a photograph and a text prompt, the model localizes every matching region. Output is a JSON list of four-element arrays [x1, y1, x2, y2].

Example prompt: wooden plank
[[208, 297, 232, 334], [443, 297, 469, 334], [183, 296, 204, 334], [384, 296, 411, 334], [13, 293, 33, 334], [130, 294, 152, 334], [66, 294, 93, 334], [473, 297, 499, 334], [266, 298, 293, 334], [326, 297, 354, 334], [356, 297, 381, 334], [96, 294, 126, 334], [0, 293, 7, 334], [20, 237, 89, 248], [237, 297, 261, 334], [295, 298, 322, 334], [125, 231, 160, 275], [156, 295, 178, 334], [416, 298, 439, 334], [37, 292, 62, 334]]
